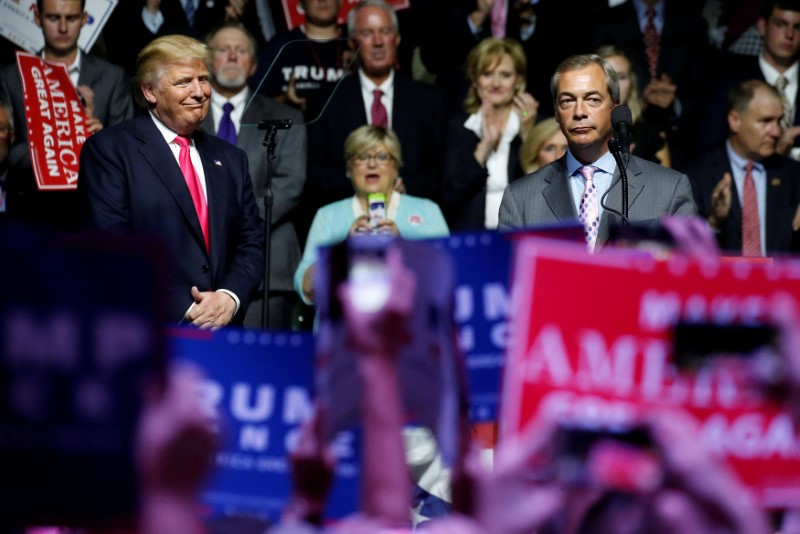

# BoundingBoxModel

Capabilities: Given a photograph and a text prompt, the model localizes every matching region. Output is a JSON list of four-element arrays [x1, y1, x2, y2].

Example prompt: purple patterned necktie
[[218, 102, 237, 145], [578, 166, 600, 253]]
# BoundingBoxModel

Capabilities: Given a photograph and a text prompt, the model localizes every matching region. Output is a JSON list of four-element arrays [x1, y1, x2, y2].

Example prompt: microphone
[[610, 105, 632, 155], [608, 105, 632, 225]]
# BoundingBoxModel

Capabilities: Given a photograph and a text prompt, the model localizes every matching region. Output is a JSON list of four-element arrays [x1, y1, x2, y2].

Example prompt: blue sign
[[428, 232, 513, 422], [170, 328, 359, 523]]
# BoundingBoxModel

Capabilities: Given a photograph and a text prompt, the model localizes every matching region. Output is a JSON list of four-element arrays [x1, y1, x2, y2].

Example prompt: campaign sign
[[170, 328, 359, 523], [0, 223, 167, 526], [17, 52, 89, 191], [501, 237, 800, 507], [0, 0, 116, 54], [280, 0, 410, 31], [428, 232, 513, 423], [428, 226, 583, 423]]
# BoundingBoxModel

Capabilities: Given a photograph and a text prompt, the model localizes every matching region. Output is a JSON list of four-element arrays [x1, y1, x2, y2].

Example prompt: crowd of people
[[2, 0, 800, 531], [1, 0, 799, 328]]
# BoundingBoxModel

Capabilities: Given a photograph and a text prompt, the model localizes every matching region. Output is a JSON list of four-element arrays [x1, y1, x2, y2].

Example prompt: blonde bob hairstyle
[[464, 37, 527, 115], [518, 117, 562, 174], [135, 34, 213, 108], [344, 125, 404, 176]]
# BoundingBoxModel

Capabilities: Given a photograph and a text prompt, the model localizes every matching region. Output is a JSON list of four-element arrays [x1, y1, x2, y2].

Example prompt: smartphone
[[553, 423, 662, 493], [346, 235, 391, 313]]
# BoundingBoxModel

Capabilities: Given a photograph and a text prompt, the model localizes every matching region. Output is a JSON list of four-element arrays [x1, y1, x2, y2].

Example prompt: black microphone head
[[611, 105, 633, 127]]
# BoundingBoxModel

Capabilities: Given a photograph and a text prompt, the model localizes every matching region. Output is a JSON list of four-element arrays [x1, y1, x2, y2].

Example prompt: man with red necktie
[[683, 79, 800, 256], [79, 34, 264, 328], [302, 0, 446, 244]]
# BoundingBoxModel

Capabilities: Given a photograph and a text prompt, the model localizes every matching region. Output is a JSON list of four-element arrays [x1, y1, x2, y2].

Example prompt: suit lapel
[[764, 159, 787, 251], [542, 159, 577, 221], [598, 156, 644, 244], [195, 131, 229, 274], [136, 117, 208, 255]]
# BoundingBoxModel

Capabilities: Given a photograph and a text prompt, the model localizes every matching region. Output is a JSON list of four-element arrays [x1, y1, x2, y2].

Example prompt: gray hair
[[347, 0, 399, 36], [550, 54, 620, 107]]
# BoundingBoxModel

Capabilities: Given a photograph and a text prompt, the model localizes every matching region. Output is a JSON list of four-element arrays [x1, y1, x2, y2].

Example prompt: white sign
[[0, 0, 117, 54]]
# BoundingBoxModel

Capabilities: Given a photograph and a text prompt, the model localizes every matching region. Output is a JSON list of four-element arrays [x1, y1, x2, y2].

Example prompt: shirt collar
[[632, 0, 664, 28], [725, 140, 764, 173], [759, 55, 799, 85], [565, 149, 618, 177], [358, 68, 394, 96], [463, 110, 521, 139], [211, 87, 249, 109], [42, 48, 82, 76], [149, 111, 192, 145]]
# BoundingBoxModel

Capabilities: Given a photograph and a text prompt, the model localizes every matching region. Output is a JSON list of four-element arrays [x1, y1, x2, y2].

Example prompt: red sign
[[280, 0, 410, 31], [501, 239, 800, 507], [17, 52, 89, 191]]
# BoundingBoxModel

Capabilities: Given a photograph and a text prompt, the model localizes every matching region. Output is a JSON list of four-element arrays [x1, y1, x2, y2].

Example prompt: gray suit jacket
[[201, 92, 306, 294], [499, 154, 697, 246]]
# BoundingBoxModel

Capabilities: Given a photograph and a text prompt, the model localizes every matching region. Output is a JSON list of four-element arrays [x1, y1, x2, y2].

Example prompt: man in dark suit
[[0, 0, 133, 229], [697, 0, 800, 155], [102, 0, 287, 77], [592, 0, 708, 166], [202, 23, 306, 330], [499, 54, 696, 251], [301, 0, 446, 243], [684, 80, 800, 256], [79, 34, 264, 328]]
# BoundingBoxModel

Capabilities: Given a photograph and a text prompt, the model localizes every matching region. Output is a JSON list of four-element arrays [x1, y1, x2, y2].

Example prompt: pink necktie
[[371, 89, 388, 128], [579, 166, 600, 253], [174, 135, 210, 254], [491, 0, 507, 38], [741, 161, 761, 257], [643, 7, 660, 81]]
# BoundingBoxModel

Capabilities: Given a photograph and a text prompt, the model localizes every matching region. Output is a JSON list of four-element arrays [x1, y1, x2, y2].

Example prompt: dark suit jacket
[[302, 72, 446, 238], [79, 114, 265, 323], [201, 92, 306, 295], [696, 55, 800, 152], [592, 1, 708, 95], [592, 1, 708, 164], [682, 145, 800, 254], [442, 111, 524, 231], [0, 53, 134, 227], [499, 154, 697, 246]]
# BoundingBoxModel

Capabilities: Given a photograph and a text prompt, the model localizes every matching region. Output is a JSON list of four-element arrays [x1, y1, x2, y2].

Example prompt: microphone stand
[[257, 119, 293, 330], [608, 137, 630, 226]]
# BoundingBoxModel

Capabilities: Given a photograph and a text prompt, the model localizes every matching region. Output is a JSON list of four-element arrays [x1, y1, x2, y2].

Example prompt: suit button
[[201, 265, 210, 273]]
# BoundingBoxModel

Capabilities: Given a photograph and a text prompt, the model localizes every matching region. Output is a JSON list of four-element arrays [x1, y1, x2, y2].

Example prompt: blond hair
[[464, 38, 527, 114], [344, 125, 403, 174], [135, 35, 213, 108], [595, 45, 641, 122], [518, 118, 562, 174]]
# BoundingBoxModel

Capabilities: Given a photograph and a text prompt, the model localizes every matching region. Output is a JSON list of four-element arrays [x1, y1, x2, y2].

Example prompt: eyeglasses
[[354, 152, 392, 165]]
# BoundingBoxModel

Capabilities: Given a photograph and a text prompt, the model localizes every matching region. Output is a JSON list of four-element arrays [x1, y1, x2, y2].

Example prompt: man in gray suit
[[0, 0, 133, 228], [499, 54, 696, 251], [203, 23, 307, 329]]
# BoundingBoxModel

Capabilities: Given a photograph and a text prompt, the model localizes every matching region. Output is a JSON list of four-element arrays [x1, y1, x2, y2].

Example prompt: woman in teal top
[[295, 125, 449, 304]]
